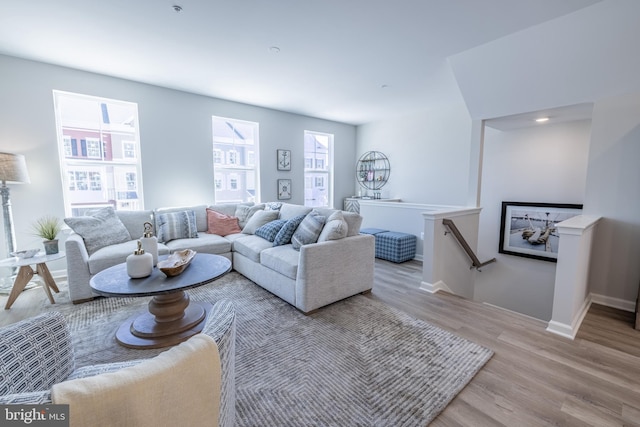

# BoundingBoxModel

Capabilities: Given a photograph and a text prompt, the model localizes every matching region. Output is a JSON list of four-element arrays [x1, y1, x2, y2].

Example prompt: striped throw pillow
[[291, 210, 326, 250]]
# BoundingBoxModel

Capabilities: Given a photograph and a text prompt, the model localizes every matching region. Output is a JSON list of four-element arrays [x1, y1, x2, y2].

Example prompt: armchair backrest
[[0, 312, 75, 395]]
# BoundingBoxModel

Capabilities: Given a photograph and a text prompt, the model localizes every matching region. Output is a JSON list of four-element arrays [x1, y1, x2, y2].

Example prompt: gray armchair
[[0, 300, 236, 427]]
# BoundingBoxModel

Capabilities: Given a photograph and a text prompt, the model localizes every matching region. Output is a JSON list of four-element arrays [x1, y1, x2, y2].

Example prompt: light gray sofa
[[65, 203, 375, 313]]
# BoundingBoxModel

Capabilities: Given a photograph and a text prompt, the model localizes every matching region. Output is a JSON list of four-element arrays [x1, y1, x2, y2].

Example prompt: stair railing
[[442, 218, 496, 271]]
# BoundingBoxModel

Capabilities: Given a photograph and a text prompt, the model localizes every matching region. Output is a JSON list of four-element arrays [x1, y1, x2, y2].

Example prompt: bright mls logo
[[1, 405, 69, 426]]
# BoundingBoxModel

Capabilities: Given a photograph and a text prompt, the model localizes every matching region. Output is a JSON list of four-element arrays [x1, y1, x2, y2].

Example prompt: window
[[89, 172, 102, 191], [86, 138, 102, 158], [212, 116, 259, 203], [304, 131, 333, 208], [122, 141, 136, 159], [54, 91, 144, 216]]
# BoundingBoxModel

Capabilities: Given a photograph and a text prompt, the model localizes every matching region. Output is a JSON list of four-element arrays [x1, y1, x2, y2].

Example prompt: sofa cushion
[[88, 240, 171, 275], [65, 207, 132, 256], [260, 245, 299, 280], [232, 235, 272, 263], [255, 219, 287, 242], [206, 208, 242, 236], [343, 212, 363, 237], [278, 203, 312, 220], [317, 211, 348, 242], [156, 210, 198, 243], [272, 214, 306, 247], [116, 210, 155, 240], [234, 204, 265, 228], [242, 210, 279, 235], [292, 210, 326, 250], [164, 233, 231, 255], [207, 202, 249, 218]]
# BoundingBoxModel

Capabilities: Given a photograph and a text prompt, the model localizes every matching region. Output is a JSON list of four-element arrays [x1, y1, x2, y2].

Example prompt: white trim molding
[[590, 293, 636, 312], [546, 294, 592, 340]]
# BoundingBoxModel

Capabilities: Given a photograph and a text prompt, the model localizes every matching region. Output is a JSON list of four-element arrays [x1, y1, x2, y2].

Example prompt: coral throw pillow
[[206, 208, 242, 236]]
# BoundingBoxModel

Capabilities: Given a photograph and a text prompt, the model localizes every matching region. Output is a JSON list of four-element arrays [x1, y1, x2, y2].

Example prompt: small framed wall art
[[277, 179, 292, 200], [277, 149, 291, 171]]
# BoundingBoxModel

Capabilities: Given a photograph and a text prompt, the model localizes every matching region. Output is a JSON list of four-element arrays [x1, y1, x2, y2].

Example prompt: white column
[[547, 215, 601, 339]]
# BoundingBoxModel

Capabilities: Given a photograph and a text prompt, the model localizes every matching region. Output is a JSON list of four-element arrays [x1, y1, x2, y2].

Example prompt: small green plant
[[32, 215, 62, 241]]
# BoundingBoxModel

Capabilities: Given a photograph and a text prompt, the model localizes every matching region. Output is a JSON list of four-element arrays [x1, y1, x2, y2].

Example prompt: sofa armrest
[[296, 234, 375, 313], [65, 233, 95, 303]]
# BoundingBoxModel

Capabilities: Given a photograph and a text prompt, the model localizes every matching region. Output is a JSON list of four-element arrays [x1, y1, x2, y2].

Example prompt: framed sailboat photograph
[[498, 201, 583, 262]]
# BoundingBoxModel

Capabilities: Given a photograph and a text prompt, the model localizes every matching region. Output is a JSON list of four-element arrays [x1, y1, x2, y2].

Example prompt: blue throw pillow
[[272, 215, 306, 246], [255, 219, 287, 242]]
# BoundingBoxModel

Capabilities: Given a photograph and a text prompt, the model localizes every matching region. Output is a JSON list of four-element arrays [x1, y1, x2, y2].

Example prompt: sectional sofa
[[65, 202, 375, 313]]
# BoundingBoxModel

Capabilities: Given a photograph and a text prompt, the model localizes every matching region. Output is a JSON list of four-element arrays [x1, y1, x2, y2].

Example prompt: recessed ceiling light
[[381, 84, 389, 89], [269, 46, 281, 53], [536, 117, 549, 123], [172, 5, 183, 12]]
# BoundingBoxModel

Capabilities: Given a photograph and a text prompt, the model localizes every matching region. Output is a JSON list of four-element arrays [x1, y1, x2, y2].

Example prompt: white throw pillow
[[317, 211, 349, 242]]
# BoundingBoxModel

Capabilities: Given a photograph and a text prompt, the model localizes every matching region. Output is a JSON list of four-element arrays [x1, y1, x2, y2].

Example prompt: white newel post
[[547, 215, 601, 339], [420, 207, 482, 299]]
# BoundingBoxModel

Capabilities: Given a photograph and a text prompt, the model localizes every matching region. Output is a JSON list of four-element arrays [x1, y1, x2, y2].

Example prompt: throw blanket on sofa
[[52, 334, 221, 427]]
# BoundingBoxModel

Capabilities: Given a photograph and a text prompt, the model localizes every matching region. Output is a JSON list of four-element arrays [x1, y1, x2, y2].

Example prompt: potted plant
[[32, 215, 63, 255]]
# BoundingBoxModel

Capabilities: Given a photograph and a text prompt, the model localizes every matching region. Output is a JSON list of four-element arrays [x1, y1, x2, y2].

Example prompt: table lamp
[[0, 152, 30, 258]]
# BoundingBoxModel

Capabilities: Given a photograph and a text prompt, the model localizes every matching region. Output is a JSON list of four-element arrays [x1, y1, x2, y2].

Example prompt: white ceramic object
[[126, 241, 153, 279], [140, 221, 158, 266], [10, 249, 40, 259]]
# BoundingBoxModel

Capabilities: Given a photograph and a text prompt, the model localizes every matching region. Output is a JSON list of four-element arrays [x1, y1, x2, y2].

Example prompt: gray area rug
[[41, 272, 493, 427]]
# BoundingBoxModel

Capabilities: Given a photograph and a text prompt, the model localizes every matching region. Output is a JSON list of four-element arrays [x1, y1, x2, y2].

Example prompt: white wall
[[356, 99, 472, 205], [584, 92, 640, 304], [0, 55, 356, 272], [474, 121, 591, 320]]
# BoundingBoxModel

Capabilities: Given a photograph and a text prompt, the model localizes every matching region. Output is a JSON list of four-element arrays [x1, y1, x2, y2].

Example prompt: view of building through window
[[304, 131, 333, 208], [212, 116, 259, 203], [53, 91, 144, 216]]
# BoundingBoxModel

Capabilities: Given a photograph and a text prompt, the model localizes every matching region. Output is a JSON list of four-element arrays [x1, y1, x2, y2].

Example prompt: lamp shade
[[0, 152, 30, 184]]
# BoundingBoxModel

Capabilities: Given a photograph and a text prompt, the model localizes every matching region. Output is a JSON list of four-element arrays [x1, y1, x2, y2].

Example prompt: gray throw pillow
[[156, 210, 198, 243], [272, 214, 306, 246], [291, 210, 326, 251], [317, 211, 349, 242], [234, 204, 265, 228], [242, 210, 279, 235], [64, 206, 132, 255]]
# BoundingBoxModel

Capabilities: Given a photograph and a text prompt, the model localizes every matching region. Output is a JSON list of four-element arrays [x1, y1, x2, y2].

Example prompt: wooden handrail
[[442, 218, 496, 271]]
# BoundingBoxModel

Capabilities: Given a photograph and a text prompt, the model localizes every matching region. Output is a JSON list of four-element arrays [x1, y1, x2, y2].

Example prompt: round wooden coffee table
[[90, 253, 231, 349]]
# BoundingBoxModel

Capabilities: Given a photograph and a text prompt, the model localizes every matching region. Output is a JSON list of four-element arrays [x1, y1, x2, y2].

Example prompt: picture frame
[[277, 179, 292, 200], [498, 201, 583, 262], [277, 149, 291, 171]]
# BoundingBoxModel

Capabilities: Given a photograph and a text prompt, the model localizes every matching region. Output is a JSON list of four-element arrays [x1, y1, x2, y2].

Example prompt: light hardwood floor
[[1, 260, 639, 426]]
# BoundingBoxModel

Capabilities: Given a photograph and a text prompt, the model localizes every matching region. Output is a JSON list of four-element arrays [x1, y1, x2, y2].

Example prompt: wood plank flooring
[[1, 260, 639, 426]]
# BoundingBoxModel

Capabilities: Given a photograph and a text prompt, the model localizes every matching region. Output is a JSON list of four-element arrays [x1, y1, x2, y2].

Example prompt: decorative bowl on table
[[158, 249, 196, 277], [10, 249, 40, 259]]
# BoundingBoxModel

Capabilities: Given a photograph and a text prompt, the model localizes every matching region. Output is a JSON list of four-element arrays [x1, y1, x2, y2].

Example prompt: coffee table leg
[[115, 291, 211, 349], [4, 266, 34, 309]]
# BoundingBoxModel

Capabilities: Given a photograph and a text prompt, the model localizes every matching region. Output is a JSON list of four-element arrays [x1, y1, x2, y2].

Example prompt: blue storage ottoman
[[375, 231, 417, 263], [360, 228, 389, 236]]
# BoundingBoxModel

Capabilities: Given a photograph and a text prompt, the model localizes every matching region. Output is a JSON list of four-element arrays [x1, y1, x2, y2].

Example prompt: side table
[[0, 251, 65, 309]]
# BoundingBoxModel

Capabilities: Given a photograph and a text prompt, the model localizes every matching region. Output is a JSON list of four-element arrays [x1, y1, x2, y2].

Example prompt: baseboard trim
[[419, 280, 452, 294], [590, 293, 636, 312], [546, 294, 592, 340]]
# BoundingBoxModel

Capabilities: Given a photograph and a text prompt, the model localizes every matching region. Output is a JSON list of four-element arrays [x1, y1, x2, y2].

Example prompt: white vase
[[126, 240, 153, 278]]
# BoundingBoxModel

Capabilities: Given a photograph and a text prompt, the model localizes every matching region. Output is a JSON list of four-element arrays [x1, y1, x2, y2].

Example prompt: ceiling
[[0, 0, 602, 125]]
